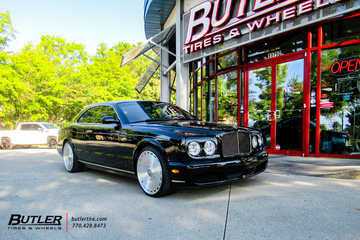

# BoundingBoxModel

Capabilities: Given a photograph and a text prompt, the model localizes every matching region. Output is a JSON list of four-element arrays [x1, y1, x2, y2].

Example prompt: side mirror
[[102, 116, 120, 125], [38, 128, 44, 132]]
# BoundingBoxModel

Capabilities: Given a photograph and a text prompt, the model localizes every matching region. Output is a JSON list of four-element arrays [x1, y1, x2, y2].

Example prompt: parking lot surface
[[1, 149, 360, 239]]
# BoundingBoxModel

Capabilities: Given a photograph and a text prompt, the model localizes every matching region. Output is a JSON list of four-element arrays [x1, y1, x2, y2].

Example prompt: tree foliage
[[0, 12, 159, 129]]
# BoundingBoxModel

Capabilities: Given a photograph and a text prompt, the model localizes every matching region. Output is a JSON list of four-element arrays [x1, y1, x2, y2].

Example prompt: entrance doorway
[[248, 57, 305, 154]]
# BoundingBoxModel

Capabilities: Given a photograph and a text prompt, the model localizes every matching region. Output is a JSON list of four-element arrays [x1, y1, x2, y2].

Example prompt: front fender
[[134, 138, 173, 162], [57, 137, 76, 157]]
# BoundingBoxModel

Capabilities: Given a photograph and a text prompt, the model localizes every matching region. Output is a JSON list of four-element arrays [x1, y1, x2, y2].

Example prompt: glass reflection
[[217, 70, 238, 124]]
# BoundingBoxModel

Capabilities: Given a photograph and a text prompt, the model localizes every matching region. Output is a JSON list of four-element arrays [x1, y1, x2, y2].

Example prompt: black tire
[[1, 137, 14, 150], [47, 137, 57, 149], [62, 141, 84, 173], [136, 146, 174, 197]]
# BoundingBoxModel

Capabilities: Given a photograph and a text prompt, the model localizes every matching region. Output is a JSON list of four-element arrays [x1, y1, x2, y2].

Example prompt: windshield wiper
[[145, 118, 169, 122]]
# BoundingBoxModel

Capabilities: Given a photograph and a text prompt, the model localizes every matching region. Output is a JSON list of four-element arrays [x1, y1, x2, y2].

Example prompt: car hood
[[133, 120, 255, 137]]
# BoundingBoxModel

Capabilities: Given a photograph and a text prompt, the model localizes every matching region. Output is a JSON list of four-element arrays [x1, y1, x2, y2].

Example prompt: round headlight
[[204, 140, 216, 155], [188, 141, 201, 156], [258, 135, 263, 147], [252, 136, 258, 148]]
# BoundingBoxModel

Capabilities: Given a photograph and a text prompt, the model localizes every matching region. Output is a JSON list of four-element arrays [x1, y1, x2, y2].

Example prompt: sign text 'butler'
[[183, 0, 344, 54]]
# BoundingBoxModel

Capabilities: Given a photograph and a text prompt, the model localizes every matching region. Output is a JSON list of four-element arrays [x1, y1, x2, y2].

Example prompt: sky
[[1, 0, 147, 55]]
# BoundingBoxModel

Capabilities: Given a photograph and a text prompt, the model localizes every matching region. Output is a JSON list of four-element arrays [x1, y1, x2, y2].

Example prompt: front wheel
[[62, 141, 84, 173], [136, 146, 173, 197], [1, 137, 14, 150]]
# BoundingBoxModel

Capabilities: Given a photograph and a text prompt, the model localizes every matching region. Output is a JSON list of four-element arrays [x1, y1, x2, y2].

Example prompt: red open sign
[[331, 56, 360, 76]]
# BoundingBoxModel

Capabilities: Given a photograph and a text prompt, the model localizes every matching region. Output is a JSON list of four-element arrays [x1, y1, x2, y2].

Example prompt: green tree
[[0, 11, 16, 51]]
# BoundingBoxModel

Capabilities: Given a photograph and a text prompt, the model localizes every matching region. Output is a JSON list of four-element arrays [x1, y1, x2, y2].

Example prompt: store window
[[323, 16, 360, 45], [247, 29, 307, 63], [320, 44, 359, 155], [217, 50, 238, 72], [217, 70, 238, 124], [309, 51, 318, 154], [202, 79, 216, 122], [190, 49, 240, 124]]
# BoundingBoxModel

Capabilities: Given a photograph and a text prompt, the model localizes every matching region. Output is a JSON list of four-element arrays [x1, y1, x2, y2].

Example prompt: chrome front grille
[[222, 132, 251, 157]]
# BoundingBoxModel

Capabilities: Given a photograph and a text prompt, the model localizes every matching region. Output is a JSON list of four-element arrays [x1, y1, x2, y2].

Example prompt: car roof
[[88, 100, 167, 107]]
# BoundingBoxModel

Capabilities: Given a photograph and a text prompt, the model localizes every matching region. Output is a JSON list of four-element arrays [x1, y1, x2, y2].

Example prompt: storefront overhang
[[144, 0, 176, 39]]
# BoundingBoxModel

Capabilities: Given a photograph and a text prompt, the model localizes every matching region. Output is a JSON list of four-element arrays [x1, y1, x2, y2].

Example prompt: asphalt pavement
[[0, 149, 359, 239]]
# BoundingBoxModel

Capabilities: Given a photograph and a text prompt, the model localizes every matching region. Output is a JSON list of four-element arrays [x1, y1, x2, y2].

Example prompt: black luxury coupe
[[57, 101, 268, 197]]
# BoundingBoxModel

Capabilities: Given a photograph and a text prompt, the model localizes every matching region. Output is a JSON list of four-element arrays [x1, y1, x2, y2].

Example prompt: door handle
[[86, 130, 93, 133]]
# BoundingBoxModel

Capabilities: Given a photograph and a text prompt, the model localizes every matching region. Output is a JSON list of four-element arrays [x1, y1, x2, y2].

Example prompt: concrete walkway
[[267, 154, 360, 179]]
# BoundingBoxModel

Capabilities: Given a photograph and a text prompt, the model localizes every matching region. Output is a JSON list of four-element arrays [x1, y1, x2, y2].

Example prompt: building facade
[[137, 0, 360, 158]]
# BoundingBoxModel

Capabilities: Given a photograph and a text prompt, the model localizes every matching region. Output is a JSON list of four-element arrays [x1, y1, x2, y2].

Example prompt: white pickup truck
[[0, 122, 60, 150]]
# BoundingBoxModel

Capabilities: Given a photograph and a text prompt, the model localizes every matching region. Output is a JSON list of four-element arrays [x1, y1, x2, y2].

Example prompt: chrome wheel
[[63, 142, 74, 171], [137, 150, 163, 195]]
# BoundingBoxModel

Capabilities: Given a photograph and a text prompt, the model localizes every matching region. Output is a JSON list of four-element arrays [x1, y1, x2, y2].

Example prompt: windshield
[[119, 101, 196, 123]]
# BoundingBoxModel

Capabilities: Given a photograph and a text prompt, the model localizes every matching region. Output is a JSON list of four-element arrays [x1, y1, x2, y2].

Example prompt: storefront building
[[124, 0, 360, 158]]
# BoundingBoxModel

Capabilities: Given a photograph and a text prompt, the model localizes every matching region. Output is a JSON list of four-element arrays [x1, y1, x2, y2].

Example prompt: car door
[[72, 107, 96, 160], [32, 123, 47, 144], [83, 105, 124, 168], [17, 123, 34, 144]]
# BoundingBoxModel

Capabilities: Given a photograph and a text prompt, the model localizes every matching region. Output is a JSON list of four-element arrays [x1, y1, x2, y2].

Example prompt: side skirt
[[78, 160, 137, 179]]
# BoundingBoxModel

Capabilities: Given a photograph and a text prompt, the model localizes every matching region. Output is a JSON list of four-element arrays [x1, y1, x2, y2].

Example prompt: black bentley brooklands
[[57, 101, 268, 197]]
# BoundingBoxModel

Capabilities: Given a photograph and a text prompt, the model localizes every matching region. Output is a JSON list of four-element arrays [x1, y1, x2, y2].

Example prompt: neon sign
[[183, 0, 345, 54], [330, 56, 360, 76]]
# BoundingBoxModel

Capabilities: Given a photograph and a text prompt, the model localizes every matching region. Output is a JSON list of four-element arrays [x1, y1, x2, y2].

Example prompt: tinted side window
[[78, 107, 96, 123], [20, 124, 32, 130], [93, 106, 119, 123], [78, 106, 119, 123], [33, 124, 43, 130]]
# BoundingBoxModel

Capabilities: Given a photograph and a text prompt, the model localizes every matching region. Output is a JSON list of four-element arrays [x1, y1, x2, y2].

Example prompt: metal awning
[[135, 54, 160, 93], [120, 24, 176, 67]]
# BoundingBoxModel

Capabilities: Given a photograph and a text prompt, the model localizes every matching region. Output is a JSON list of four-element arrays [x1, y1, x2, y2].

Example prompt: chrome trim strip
[[78, 160, 135, 175], [172, 180, 186, 183]]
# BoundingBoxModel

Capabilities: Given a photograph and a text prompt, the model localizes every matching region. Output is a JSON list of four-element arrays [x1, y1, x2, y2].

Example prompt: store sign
[[330, 56, 360, 76], [329, 56, 360, 95], [183, 0, 344, 54], [320, 99, 334, 108]]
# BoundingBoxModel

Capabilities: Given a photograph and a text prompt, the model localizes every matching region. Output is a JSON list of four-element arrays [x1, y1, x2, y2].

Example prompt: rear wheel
[[1, 137, 13, 150], [136, 146, 173, 197], [47, 137, 57, 149], [62, 141, 84, 173]]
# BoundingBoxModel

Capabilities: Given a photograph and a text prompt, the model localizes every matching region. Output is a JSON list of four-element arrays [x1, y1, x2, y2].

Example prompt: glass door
[[248, 58, 305, 154]]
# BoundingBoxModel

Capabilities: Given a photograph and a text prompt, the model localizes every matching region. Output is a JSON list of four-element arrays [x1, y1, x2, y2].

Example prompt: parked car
[[260, 116, 351, 154], [57, 101, 268, 197], [0, 122, 60, 150]]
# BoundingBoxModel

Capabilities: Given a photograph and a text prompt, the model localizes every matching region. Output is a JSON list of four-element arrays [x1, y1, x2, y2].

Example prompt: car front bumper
[[168, 151, 268, 188]]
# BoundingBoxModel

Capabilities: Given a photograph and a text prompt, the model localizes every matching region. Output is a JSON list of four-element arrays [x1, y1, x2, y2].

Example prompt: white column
[[160, 46, 170, 103], [176, 0, 189, 111]]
